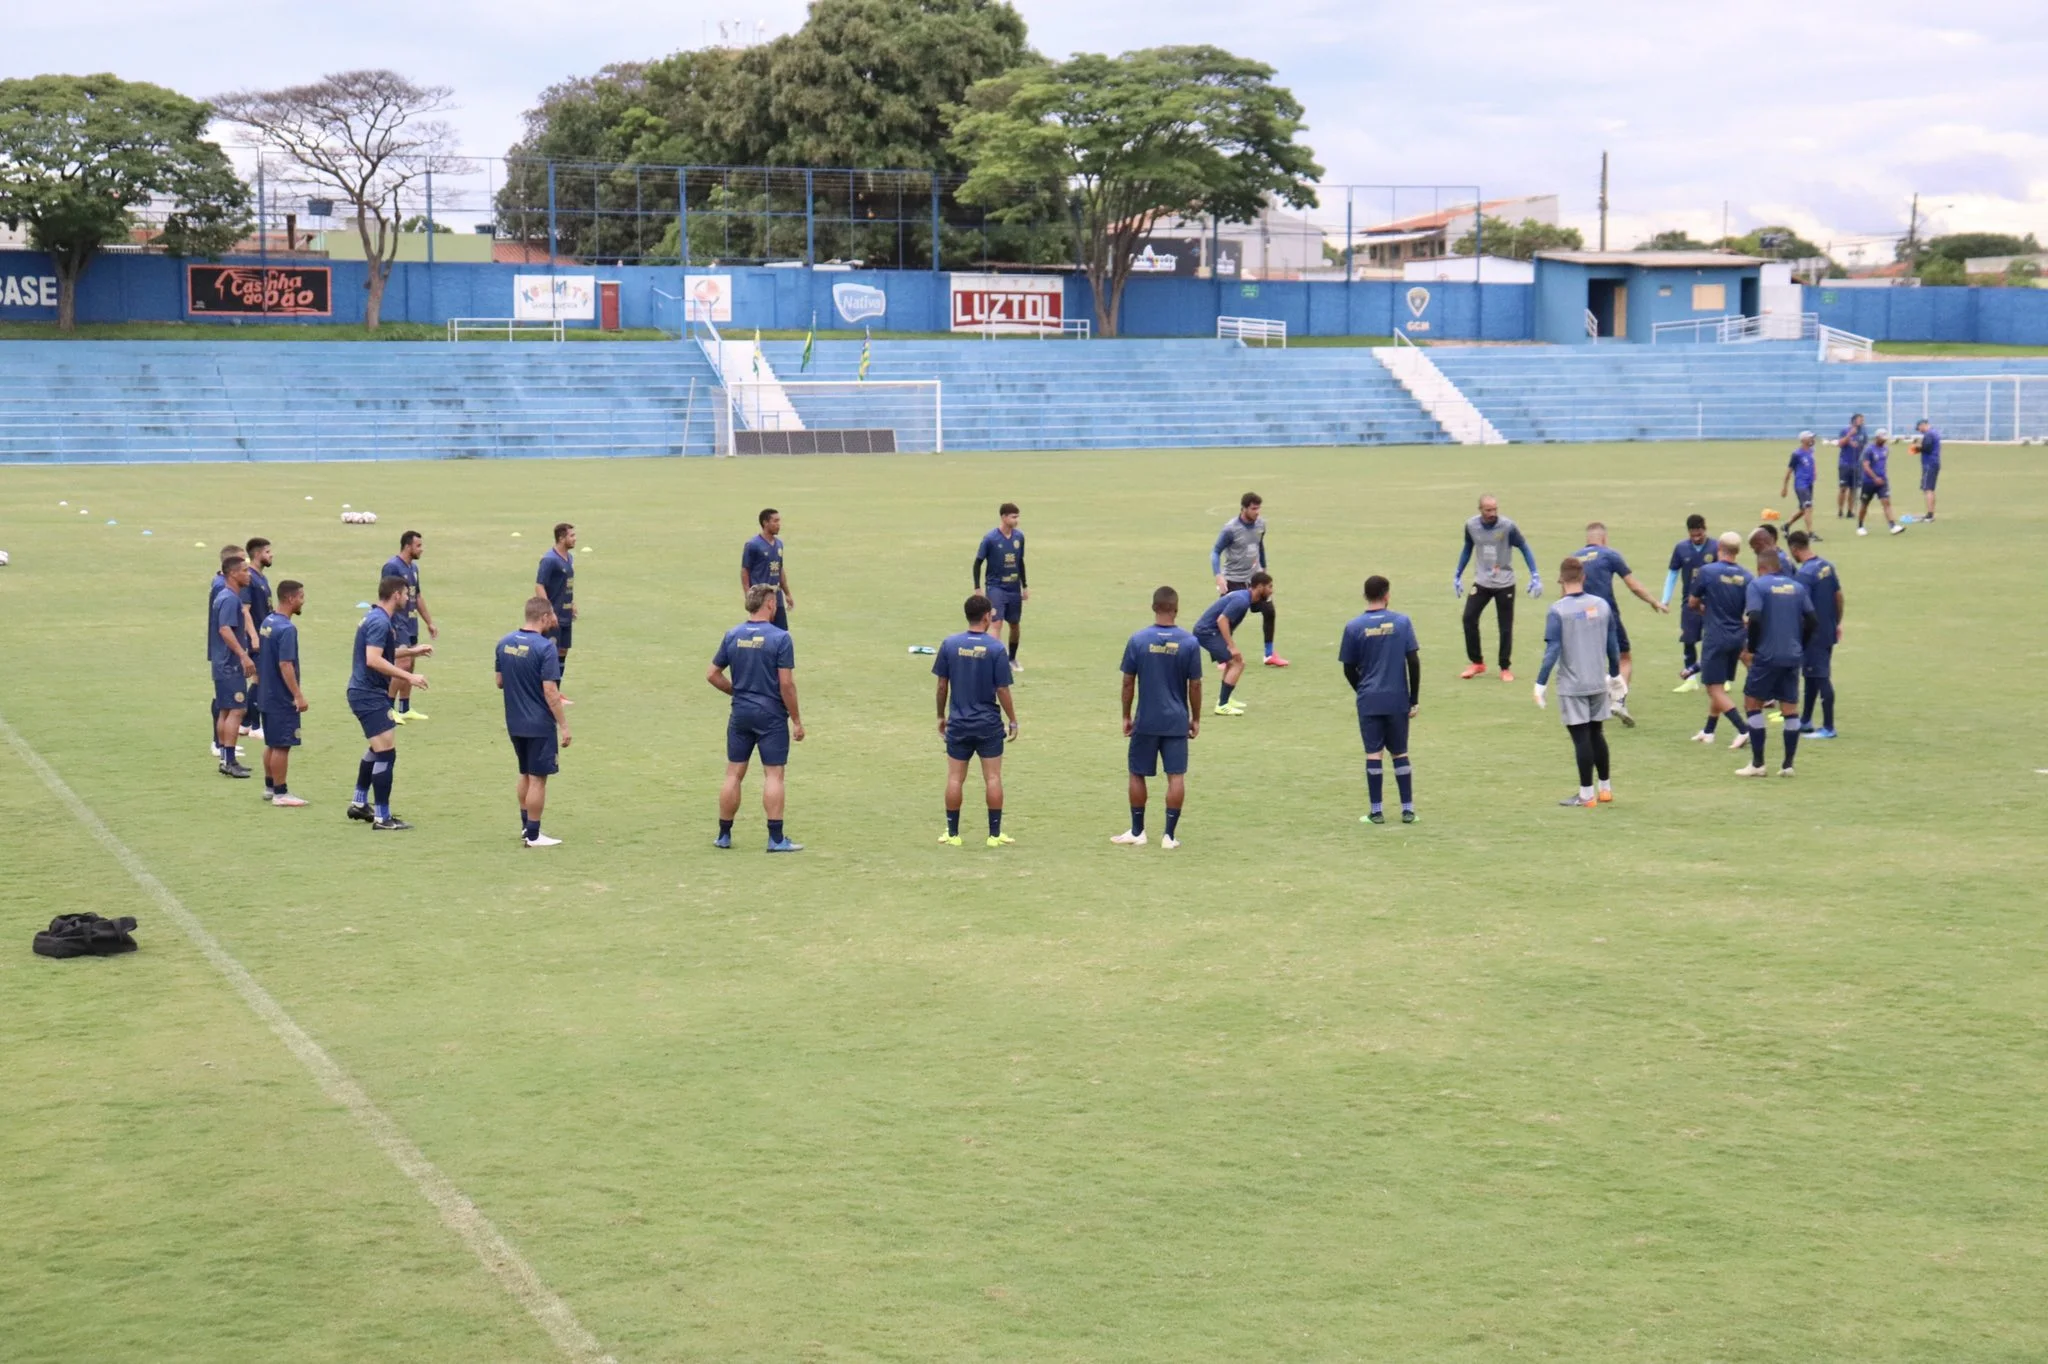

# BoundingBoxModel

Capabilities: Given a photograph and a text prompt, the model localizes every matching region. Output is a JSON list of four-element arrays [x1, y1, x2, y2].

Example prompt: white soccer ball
[[0, 550, 10, 567]]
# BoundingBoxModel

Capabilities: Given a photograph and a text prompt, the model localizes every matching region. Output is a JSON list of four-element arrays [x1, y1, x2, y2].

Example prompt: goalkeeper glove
[[1526, 574, 1543, 598], [1605, 674, 1628, 703], [1451, 576, 1464, 599], [1532, 682, 1547, 709]]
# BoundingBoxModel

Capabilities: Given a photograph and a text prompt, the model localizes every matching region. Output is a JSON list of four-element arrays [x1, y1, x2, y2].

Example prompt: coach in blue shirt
[[535, 522, 579, 683], [1339, 575, 1421, 824], [1915, 419, 1943, 521], [708, 583, 804, 851], [497, 598, 571, 847]]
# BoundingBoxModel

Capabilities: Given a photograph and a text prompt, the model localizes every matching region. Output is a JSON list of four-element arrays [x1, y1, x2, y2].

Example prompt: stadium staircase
[[0, 342, 728, 463]]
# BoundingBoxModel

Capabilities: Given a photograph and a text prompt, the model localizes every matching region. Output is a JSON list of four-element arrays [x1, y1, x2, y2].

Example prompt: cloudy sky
[[13, 0, 2044, 263]]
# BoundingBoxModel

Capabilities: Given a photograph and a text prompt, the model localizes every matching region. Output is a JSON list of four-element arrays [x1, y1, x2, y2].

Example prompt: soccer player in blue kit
[[1778, 432, 1822, 540], [1835, 413, 1868, 519], [1570, 523, 1666, 722], [1857, 430, 1907, 535], [346, 575, 430, 831], [381, 531, 438, 720], [241, 536, 275, 741], [1115, 586, 1204, 849], [497, 598, 571, 848], [210, 555, 257, 779], [255, 579, 309, 806], [1662, 513, 1713, 689], [972, 503, 1029, 668], [1788, 530, 1845, 740], [1191, 570, 1273, 716], [534, 522, 578, 687], [1735, 548, 1817, 778], [1338, 575, 1421, 824], [933, 594, 1020, 847], [207, 543, 255, 760], [1915, 419, 1942, 521], [741, 508, 794, 630], [1686, 532, 1753, 745], [708, 584, 805, 852]]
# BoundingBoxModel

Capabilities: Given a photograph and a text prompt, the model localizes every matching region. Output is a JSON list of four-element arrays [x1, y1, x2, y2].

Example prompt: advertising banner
[[683, 273, 733, 323], [949, 273, 1064, 334], [188, 264, 332, 316], [0, 268, 58, 314], [832, 281, 887, 325], [514, 274, 596, 321], [1130, 238, 1239, 278]]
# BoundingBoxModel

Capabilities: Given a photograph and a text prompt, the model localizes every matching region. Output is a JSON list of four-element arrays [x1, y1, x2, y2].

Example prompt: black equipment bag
[[32, 913, 139, 959]]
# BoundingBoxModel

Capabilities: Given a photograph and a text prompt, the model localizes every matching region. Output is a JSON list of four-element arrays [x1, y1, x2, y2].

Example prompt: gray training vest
[[1217, 515, 1266, 581], [1464, 514, 1523, 590], [1548, 594, 1613, 695]]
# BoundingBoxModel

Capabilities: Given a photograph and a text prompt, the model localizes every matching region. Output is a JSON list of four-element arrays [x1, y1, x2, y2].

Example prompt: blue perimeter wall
[[4, 248, 2048, 344]]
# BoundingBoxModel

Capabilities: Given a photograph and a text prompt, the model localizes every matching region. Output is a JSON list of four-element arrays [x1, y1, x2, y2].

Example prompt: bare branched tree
[[213, 71, 458, 330]]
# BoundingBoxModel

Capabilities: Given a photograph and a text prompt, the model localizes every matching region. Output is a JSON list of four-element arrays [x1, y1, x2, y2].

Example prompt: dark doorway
[[1739, 276, 1760, 317], [1587, 278, 1627, 338]]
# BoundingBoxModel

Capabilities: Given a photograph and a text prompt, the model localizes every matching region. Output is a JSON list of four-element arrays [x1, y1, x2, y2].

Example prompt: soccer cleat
[[1614, 703, 1636, 729], [1767, 710, 1784, 726], [1401, 809, 1418, 823], [1856, 526, 1869, 536], [271, 794, 308, 807], [1730, 730, 1752, 749], [1808, 727, 1838, 740], [219, 761, 252, 779], [939, 833, 962, 846], [1161, 835, 1182, 849], [346, 802, 374, 823], [1499, 668, 1516, 683], [1674, 675, 1702, 693], [1110, 830, 1148, 846], [1810, 532, 1825, 542], [1922, 514, 1934, 523], [388, 708, 408, 724], [1262, 654, 1289, 668], [1362, 811, 1385, 824], [523, 833, 563, 847], [1558, 794, 1597, 807], [986, 834, 1015, 848], [714, 831, 732, 849], [239, 725, 252, 737], [1459, 663, 1488, 680], [1212, 702, 1245, 716], [1596, 789, 1613, 803], [1777, 767, 1796, 778], [372, 815, 414, 831], [1734, 763, 1769, 777], [766, 837, 804, 853], [247, 729, 265, 744], [1689, 731, 1715, 743], [1889, 522, 1906, 535], [404, 708, 430, 721]]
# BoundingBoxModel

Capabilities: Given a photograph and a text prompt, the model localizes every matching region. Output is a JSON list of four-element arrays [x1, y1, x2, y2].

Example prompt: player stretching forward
[[1193, 570, 1273, 715], [1533, 557, 1624, 807], [1453, 494, 1540, 681], [1339, 575, 1421, 824], [1735, 548, 1816, 777], [497, 598, 571, 847], [934, 594, 1020, 847], [1914, 419, 1942, 521], [1212, 493, 1285, 667], [346, 576, 429, 831], [1788, 530, 1845, 740], [1115, 586, 1203, 848], [1857, 430, 1907, 535], [534, 522, 578, 692], [1835, 413, 1868, 519], [1571, 523, 1667, 723], [708, 584, 805, 852], [210, 555, 257, 779], [381, 531, 438, 720], [1662, 514, 1713, 690], [1686, 533, 1753, 745], [255, 580, 309, 806], [1778, 432, 1823, 540], [971, 503, 1028, 668], [742, 509, 793, 629]]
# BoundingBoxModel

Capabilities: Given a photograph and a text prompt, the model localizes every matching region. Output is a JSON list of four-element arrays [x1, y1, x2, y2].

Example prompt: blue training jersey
[[1838, 425, 1867, 466], [242, 568, 273, 627], [1745, 573, 1816, 668], [1193, 589, 1252, 638], [256, 612, 299, 710], [1863, 442, 1891, 485], [1787, 445, 1816, 487], [1668, 536, 1713, 604], [714, 619, 794, 718], [1919, 428, 1942, 463], [1337, 609, 1418, 715], [347, 607, 397, 706], [1690, 559, 1753, 647], [741, 535, 784, 589], [1571, 544, 1631, 606], [495, 628, 562, 737], [208, 588, 244, 670], [1120, 624, 1202, 737], [975, 528, 1025, 590], [1795, 556, 1842, 660], [933, 629, 1013, 736], [380, 554, 420, 624], [537, 547, 575, 617]]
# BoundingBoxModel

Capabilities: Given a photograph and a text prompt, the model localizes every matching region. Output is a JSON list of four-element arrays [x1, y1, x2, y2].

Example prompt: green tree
[[2007, 258, 2042, 286], [1922, 231, 2038, 265], [1635, 229, 1709, 251], [1450, 215, 1582, 260], [0, 73, 248, 331], [1918, 254, 1965, 286], [951, 46, 1321, 337], [1716, 224, 1825, 261]]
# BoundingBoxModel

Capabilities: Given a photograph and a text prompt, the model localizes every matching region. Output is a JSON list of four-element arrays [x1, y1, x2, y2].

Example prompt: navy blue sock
[[1219, 681, 1235, 705], [1263, 640, 1275, 658], [1164, 806, 1182, 838], [273, 783, 287, 798], [371, 749, 395, 819], [1703, 711, 1720, 735], [1782, 716, 1801, 767], [1130, 805, 1146, 836], [397, 695, 409, 714], [946, 808, 960, 836], [355, 751, 374, 805], [1365, 758, 1384, 812], [768, 819, 785, 844], [988, 808, 1003, 837], [1748, 714, 1767, 764], [1801, 678, 1819, 726], [1394, 758, 1414, 811], [1821, 679, 1836, 730], [718, 818, 733, 836], [523, 817, 540, 841]]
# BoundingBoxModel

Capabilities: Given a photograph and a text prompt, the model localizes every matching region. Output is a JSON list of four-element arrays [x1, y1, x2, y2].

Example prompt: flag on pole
[[858, 327, 871, 383], [751, 328, 762, 378], [800, 324, 814, 373]]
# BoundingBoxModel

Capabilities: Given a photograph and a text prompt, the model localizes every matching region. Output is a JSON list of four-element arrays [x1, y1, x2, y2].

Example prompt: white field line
[[2, 713, 616, 1364]]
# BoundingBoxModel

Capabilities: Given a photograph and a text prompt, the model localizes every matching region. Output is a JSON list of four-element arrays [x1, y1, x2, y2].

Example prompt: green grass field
[[4, 445, 2046, 1362]]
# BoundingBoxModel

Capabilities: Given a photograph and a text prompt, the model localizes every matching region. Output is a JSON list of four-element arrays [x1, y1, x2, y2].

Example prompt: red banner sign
[[187, 264, 333, 317], [949, 274, 1064, 334]]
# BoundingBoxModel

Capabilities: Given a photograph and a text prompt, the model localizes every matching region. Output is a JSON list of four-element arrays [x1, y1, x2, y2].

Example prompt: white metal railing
[[976, 318, 1091, 340], [446, 318, 566, 342], [1816, 323, 1875, 362], [1393, 328, 1420, 350], [1218, 316, 1287, 347], [652, 288, 684, 340], [1584, 309, 1599, 338], [1650, 312, 1821, 345]]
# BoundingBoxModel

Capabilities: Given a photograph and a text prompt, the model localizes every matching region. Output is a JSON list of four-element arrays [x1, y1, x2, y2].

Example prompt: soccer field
[[4, 443, 2046, 1362]]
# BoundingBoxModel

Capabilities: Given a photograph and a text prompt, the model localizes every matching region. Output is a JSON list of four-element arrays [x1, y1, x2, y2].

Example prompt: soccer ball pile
[[341, 511, 379, 524]]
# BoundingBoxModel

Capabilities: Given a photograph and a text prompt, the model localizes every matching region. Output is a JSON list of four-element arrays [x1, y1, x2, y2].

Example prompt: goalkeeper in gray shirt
[[1533, 556, 1624, 808], [1454, 495, 1540, 681]]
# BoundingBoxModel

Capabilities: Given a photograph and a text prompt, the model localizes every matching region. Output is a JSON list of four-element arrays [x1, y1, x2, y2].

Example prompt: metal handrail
[[446, 318, 566, 342], [1217, 316, 1287, 347]]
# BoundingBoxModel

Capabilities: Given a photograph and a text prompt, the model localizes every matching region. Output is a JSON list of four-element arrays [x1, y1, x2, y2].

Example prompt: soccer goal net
[[1886, 375, 2048, 444], [721, 380, 942, 455]]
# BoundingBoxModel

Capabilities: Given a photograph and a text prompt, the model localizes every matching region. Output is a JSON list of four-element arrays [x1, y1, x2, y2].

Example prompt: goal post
[[1886, 374, 2048, 444], [721, 380, 942, 456]]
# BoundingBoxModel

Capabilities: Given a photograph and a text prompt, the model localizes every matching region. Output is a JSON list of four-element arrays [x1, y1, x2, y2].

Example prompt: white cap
[[1798, 430, 1814, 441], [1873, 427, 1889, 439]]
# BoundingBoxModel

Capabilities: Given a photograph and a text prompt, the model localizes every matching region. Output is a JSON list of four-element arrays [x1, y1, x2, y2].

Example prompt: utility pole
[[1598, 151, 1609, 251], [1903, 192, 1921, 266]]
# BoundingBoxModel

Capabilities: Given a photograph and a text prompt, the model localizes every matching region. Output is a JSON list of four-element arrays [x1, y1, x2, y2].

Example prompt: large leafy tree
[[0, 74, 248, 331], [213, 71, 460, 331], [1920, 231, 2039, 265], [951, 46, 1321, 337], [1450, 215, 1583, 260], [1635, 229, 1710, 251]]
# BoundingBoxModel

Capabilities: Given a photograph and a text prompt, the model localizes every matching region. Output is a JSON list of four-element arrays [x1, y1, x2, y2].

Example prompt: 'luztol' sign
[[949, 274, 1064, 334]]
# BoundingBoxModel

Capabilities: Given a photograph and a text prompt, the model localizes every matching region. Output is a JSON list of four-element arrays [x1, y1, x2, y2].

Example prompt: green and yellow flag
[[800, 326, 814, 373], [858, 327, 871, 383]]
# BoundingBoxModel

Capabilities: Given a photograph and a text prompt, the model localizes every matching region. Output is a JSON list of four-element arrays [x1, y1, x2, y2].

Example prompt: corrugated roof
[[1535, 250, 1766, 267]]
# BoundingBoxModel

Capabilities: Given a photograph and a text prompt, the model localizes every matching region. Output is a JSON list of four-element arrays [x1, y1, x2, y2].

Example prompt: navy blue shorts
[[945, 729, 1005, 762], [1680, 607, 1705, 646], [1744, 662, 1801, 705], [1802, 648, 1833, 681], [1838, 463, 1858, 489], [547, 619, 574, 653], [393, 615, 417, 647], [1702, 642, 1743, 688], [728, 714, 790, 767], [987, 587, 1022, 624], [770, 598, 788, 632], [1860, 480, 1887, 502], [263, 707, 301, 748], [1611, 612, 1631, 656], [213, 667, 249, 713], [1920, 462, 1940, 491], [1128, 732, 1189, 777], [352, 698, 396, 739], [1358, 709, 1411, 755], [510, 731, 559, 777], [1794, 483, 1815, 509], [1195, 631, 1233, 665]]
